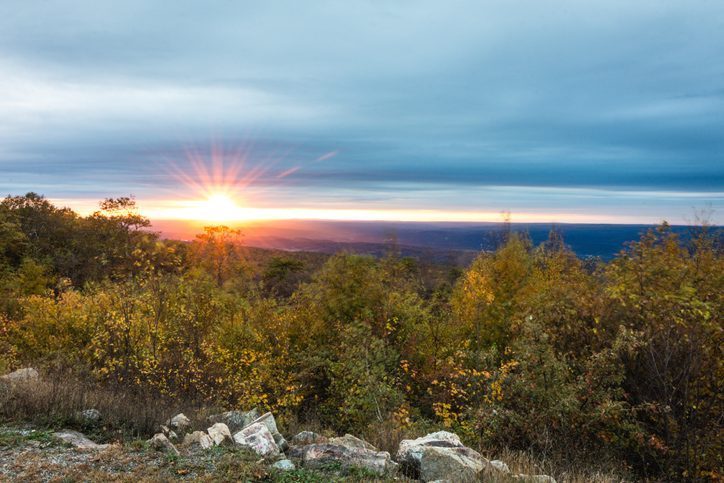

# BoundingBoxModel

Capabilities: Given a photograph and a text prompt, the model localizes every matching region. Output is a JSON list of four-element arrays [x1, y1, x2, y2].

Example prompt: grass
[[0, 373, 627, 482], [477, 447, 629, 483], [0, 368, 193, 441], [0, 427, 58, 448]]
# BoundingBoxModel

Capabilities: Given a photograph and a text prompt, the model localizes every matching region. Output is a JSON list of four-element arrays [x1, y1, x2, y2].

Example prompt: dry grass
[[0, 371, 629, 482], [478, 447, 629, 483], [0, 369, 187, 440]]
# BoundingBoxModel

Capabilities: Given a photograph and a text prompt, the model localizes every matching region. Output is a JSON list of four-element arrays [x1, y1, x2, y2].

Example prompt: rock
[[159, 425, 178, 441], [54, 430, 109, 451], [233, 422, 280, 457], [168, 413, 191, 432], [249, 412, 288, 450], [288, 443, 397, 476], [397, 431, 465, 473], [328, 434, 376, 450], [271, 459, 296, 471], [147, 433, 179, 456], [397, 431, 490, 482], [207, 408, 260, 432], [397, 431, 464, 459], [1, 368, 39, 383], [490, 459, 510, 473], [514, 475, 557, 483], [207, 422, 233, 446], [417, 445, 488, 482], [291, 431, 327, 446], [183, 430, 213, 450], [77, 408, 101, 424]]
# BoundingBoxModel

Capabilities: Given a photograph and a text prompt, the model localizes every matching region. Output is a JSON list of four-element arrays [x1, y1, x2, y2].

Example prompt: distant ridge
[[152, 219, 715, 259]]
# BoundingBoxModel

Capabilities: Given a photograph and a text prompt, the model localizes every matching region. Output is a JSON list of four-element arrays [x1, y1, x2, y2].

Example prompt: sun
[[199, 193, 244, 222]]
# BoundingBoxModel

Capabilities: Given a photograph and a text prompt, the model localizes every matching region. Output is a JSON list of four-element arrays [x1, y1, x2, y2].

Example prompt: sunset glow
[[140, 149, 654, 224], [129, 201, 644, 224], [197, 193, 245, 222]]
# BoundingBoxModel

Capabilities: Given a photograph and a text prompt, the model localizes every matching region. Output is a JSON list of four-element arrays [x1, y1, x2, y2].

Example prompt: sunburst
[[162, 144, 274, 223]]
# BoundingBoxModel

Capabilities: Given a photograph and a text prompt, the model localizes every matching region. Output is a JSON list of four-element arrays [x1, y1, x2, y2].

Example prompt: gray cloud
[[0, 0, 722, 222]]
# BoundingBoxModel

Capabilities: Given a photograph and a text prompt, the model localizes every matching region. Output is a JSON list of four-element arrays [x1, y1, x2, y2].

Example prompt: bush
[[0, 194, 721, 480]]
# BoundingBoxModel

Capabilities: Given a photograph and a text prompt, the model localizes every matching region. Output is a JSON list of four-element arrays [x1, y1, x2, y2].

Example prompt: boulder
[[490, 459, 510, 473], [207, 408, 260, 432], [1, 368, 39, 383], [288, 443, 397, 476], [159, 425, 178, 441], [207, 422, 233, 446], [77, 408, 101, 424], [147, 433, 179, 456], [291, 430, 327, 446], [249, 412, 288, 450], [329, 434, 376, 450], [397, 431, 464, 460], [233, 422, 280, 457], [397, 431, 490, 482], [416, 445, 488, 482], [183, 430, 213, 450], [54, 430, 109, 451], [271, 459, 296, 471], [168, 413, 191, 433]]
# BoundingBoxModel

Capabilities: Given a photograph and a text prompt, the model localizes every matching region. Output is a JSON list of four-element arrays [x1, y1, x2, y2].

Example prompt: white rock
[[396, 431, 491, 482], [233, 422, 280, 457], [78, 408, 101, 423], [168, 413, 191, 432], [291, 431, 327, 446], [207, 422, 233, 446], [207, 408, 260, 432], [418, 445, 488, 482], [329, 434, 376, 450], [249, 412, 288, 450], [397, 431, 463, 459], [159, 425, 178, 441], [183, 430, 213, 450], [54, 430, 109, 451], [490, 459, 510, 473], [272, 459, 296, 471], [1, 368, 39, 382], [288, 443, 397, 476], [148, 433, 179, 456]]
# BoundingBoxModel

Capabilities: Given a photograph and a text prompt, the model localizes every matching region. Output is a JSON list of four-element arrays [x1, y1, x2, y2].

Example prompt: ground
[[0, 425, 403, 482]]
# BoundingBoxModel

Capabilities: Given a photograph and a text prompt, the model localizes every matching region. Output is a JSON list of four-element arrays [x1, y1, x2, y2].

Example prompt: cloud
[[0, 0, 722, 222]]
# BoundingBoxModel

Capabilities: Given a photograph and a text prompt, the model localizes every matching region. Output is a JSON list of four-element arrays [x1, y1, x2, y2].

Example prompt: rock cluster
[[144, 410, 557, 482]]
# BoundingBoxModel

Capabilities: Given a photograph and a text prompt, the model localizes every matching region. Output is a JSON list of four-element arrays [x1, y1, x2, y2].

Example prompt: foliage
[[0, 193, 721, 481]]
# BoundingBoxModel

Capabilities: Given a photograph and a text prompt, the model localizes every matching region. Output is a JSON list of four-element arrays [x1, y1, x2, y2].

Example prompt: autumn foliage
[[0, 193, 721, 481]]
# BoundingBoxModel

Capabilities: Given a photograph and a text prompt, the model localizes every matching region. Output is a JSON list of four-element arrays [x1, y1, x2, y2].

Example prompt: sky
[[0, 0, 722, 224]]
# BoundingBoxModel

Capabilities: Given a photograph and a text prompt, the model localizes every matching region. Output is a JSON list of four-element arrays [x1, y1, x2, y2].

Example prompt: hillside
[[0, 194, 721, 481]]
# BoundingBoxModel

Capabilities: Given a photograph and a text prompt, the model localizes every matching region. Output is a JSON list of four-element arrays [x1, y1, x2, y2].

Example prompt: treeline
[[0, 193, 721, 481]]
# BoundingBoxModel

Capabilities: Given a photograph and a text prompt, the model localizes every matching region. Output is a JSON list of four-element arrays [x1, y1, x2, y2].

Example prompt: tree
[[191, 225, 245, 287], [0, 193, 78, 278], [83, 196, 156, 281], [605, 223, 722, 479], [451, 233, 533, 350], [262, 256, 305, 297]]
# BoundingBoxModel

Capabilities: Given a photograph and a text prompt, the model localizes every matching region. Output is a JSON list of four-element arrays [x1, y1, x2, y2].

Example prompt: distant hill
[[152, 219, 710, 260]]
